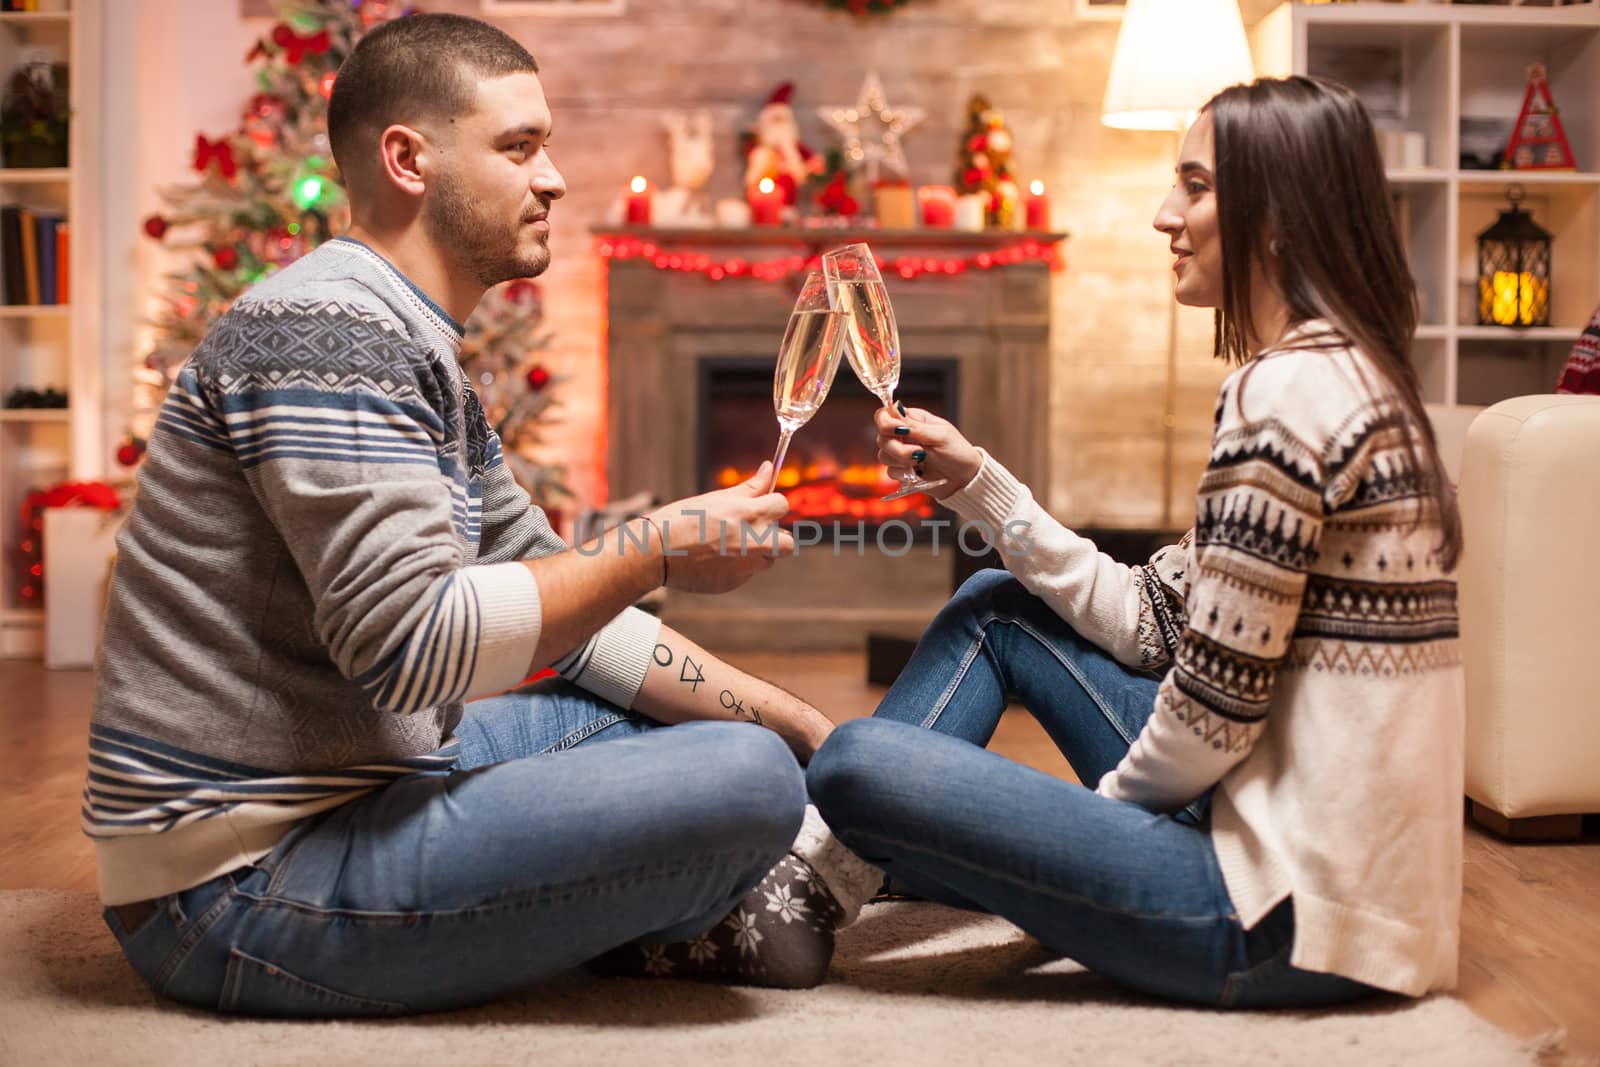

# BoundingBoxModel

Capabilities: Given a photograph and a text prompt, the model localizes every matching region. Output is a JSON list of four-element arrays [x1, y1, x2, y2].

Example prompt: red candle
[[625, 176, 652, 226], [1024, 180, 1051, 231], [748, 177, 784, 226], [919, 185, 956, 228]]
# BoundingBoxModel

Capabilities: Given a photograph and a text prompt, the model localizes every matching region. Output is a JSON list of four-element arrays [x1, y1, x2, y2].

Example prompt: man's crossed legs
[[104, 681, 809, 1016]]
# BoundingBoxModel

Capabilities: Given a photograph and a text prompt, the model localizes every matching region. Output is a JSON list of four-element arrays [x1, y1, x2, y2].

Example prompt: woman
[[807, 76, 1465, 1008]]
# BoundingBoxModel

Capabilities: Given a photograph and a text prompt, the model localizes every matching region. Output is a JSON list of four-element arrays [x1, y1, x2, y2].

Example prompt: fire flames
[[718, 462, 934, 522]]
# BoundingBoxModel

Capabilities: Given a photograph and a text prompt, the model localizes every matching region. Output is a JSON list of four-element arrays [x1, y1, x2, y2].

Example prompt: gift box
[[44, 507, 121, 669]]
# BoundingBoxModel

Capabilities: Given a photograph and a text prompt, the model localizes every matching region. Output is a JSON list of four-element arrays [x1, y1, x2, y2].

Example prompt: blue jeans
[[102, 680, 805, 1016], [808, 569, 1379, 1009]]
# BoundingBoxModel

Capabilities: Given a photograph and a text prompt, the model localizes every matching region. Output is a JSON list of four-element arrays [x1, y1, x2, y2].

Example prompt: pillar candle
[[1025, 180, 1051, 231], [954, 193, 988, 232], [919, 185, 956, 228], [748, 177, 784, 226], [625, 176, 652, 226]]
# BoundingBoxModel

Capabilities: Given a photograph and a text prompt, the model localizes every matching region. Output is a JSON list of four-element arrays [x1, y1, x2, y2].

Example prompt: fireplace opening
[[698, 357, 958, 535]]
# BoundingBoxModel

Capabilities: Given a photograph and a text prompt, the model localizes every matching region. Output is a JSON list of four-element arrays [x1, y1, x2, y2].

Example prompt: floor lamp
[[1100, 0, 1254, 530]]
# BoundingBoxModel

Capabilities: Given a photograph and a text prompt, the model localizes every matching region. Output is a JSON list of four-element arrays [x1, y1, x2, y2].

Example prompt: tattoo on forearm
[[654, 641, 764, 723], [719, 689, 763, 725], [679, 656, 705, 692]]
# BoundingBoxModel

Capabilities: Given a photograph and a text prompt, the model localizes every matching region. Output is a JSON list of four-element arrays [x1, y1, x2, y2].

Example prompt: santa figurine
[[742, 82, 823, 209]]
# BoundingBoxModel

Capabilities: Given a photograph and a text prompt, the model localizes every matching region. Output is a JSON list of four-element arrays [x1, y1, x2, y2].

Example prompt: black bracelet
[[640, 515, 668, 586]]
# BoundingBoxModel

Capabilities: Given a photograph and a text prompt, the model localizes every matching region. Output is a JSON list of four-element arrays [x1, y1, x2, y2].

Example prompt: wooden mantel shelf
[[591, 226, 1069, 248]]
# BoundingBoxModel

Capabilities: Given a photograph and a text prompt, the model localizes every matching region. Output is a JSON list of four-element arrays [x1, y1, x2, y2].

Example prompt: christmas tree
[[953, 94, 1019, 228], [127, 0, 571, 506]]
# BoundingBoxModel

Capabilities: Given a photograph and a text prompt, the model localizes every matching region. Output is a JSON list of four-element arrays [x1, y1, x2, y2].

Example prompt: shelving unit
[[1251, 1, 1600, 408], [0, 2, 101, 658]]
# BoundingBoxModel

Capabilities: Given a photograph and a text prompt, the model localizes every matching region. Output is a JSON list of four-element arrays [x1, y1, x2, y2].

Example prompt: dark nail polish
[[896, 400, 907, 415], [912, 449, 927, 462], [894, 426, 910, 436], [914, 466, 926, 478]]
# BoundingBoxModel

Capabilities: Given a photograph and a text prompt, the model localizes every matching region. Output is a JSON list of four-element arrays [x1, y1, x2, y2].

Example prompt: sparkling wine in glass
[[766, 271, 847, 493], [822, 242, 947, 501]]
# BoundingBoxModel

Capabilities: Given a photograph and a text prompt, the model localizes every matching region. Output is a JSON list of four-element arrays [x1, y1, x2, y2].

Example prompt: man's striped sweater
[[85, 238, 660, 906]]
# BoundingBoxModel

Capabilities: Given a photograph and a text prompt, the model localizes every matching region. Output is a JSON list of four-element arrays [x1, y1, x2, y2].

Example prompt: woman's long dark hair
[[1206, 75, 1461, 571]]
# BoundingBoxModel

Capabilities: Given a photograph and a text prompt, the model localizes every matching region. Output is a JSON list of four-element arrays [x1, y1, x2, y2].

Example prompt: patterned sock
[[788, 804, 883, 925], [587, 853, 847, 989]]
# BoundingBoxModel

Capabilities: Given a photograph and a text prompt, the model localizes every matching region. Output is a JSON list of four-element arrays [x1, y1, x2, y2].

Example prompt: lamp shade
[[1101, 0, 1255, 131]]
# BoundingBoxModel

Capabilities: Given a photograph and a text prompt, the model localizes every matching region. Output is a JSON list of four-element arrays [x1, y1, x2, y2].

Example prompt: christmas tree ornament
[[818, 71, 925, 185], [953, 94, 1019, 228], [656, 110, 715, 227], [1505, 63, 1575, 171], [743, 83, 822, 208]]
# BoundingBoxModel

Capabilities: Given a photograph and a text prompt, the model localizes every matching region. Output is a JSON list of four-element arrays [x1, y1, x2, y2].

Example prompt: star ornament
[[818, 71, 925, 184]]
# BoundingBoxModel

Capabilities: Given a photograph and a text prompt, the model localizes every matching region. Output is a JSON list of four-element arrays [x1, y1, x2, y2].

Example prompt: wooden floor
[[4, 652, 1596, 1061]]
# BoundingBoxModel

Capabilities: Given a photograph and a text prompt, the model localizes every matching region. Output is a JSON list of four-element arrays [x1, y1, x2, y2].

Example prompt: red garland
[[596, 238, 1063, 282]]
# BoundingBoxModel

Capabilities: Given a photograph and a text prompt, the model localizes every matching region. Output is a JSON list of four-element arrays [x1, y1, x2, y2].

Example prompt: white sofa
[[1439, 396, 1600, 838]]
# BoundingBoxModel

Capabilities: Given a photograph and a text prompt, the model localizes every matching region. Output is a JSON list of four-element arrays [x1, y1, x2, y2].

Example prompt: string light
[[595, 237, 1062, 281]]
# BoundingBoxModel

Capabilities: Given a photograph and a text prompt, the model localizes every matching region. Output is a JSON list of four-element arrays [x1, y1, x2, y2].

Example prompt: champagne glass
[[822, 242, 947, 501], [766, 270, 848, 493]]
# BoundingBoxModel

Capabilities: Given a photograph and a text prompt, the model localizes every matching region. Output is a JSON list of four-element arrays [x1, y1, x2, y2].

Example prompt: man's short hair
[[328, 13, 539, 181]]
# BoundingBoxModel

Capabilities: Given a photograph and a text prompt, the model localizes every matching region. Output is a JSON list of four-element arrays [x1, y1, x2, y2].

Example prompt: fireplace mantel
[[596, 226, 1065, 649], [598, 226, 1065, 508]]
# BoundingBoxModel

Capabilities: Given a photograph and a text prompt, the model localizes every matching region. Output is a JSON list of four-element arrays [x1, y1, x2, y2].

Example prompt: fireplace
[[698, 358, 957, 537], [600, 227, 1061, 650]]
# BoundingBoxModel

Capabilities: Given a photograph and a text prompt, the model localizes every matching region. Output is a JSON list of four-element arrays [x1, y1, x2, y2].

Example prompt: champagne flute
[[822, 242, 947, 501], [766, 270, 848, 493]]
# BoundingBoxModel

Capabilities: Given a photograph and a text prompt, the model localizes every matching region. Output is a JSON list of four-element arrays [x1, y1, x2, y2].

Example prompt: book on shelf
[[0, 205, 67, 306]]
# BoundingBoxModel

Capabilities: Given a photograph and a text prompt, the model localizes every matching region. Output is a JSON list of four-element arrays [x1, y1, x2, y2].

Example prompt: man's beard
[[425, 169, 550, 288]]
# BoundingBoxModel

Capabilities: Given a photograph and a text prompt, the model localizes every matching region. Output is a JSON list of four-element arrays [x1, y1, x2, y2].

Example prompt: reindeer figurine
[[655, 110, 714, 227]]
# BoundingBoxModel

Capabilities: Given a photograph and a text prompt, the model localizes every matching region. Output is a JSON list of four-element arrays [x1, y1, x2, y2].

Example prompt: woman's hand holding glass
[[873, 405, 985, 502]]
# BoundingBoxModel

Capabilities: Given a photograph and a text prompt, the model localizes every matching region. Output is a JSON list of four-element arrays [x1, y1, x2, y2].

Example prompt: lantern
[[1477, 185, 1551, 328]]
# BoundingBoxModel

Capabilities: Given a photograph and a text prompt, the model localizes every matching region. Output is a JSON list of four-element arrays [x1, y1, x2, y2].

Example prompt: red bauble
[[214, 246, 239, 270], [967, 134, 988, 153], [116, 443, 140, 467], [143, 215, 168, 241], [525, 365, 552, 392], [962, 167, 984, 188]]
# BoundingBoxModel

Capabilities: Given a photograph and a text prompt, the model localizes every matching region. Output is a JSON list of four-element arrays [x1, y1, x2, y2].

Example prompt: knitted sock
[[787, 804, 883, 925], [587, 853, 845, 989], [588, 807, 883, 989]]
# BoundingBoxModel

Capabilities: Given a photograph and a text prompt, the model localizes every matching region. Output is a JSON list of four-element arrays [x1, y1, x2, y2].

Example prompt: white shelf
[[0, 168, 70, 184], [0, 305, 69, 319], [0, 12, 70, 26], [0, 1, 99, 660], [1256, 1, 1600, 407], [1456, 326, 1582, 343], [1456, 171, 1600, 188], [1387, 169, 1451, 186], [0, 408, 70, 423]]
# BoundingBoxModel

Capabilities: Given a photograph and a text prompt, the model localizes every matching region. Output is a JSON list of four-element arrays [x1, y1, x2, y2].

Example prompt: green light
[[294, 176, 325, 210], [287, 222, 301, 236]]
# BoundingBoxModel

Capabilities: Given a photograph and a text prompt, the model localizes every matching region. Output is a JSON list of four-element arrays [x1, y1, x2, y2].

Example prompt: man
[[87, 13, 874, 1016]]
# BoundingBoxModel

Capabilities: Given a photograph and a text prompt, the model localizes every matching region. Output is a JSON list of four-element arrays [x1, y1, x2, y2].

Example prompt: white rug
[[0, 890, 1536, 1067]]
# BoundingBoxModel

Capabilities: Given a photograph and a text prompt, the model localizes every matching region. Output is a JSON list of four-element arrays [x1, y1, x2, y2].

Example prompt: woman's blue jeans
[[103, 682, 805, 1016], [808, 569, 1379, 1009]]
